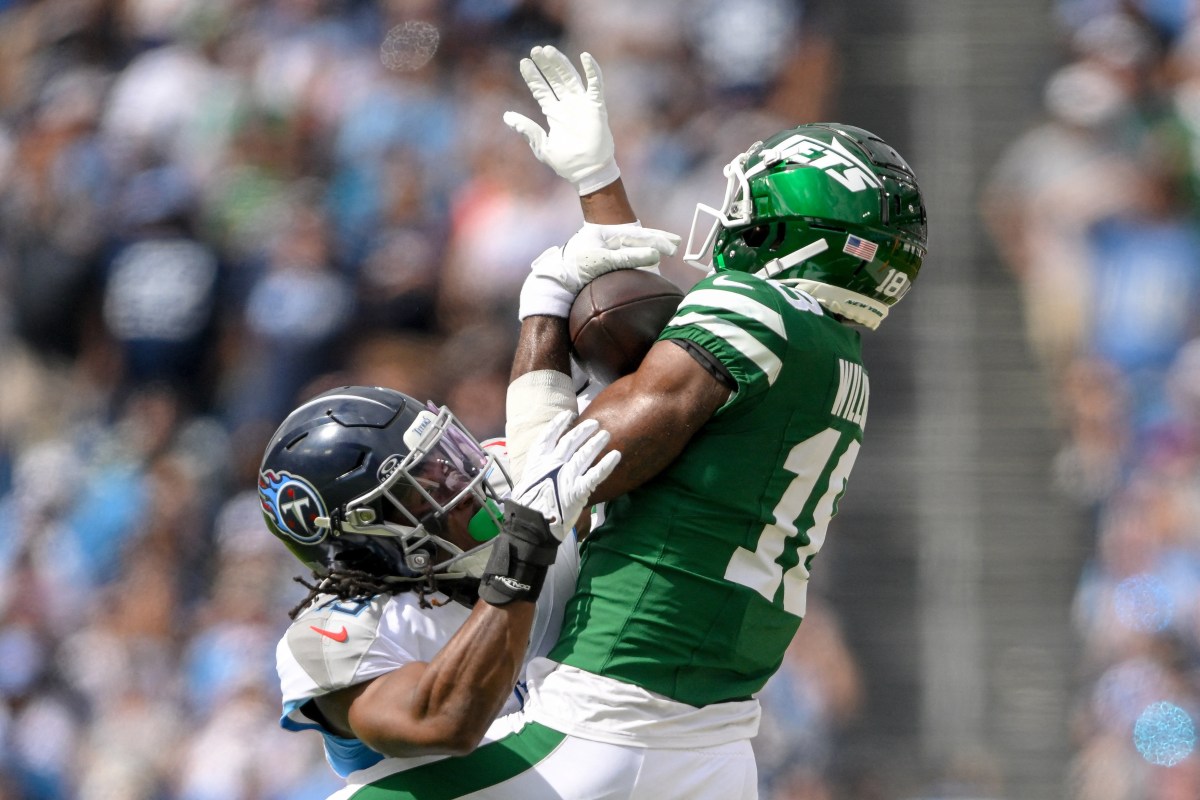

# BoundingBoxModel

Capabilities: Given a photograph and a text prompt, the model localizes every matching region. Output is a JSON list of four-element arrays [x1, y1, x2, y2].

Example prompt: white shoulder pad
[[284, 594, 391, 694], [279, 591, 475, 707]]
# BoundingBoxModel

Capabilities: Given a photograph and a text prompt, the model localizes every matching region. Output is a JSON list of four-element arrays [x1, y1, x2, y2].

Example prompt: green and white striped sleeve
[[657, 272, 787, 409]]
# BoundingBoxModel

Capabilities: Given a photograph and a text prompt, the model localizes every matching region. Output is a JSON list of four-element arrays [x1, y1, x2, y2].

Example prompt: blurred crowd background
[[1, 0, 1199, 798], [983, 2, 1200, 799]]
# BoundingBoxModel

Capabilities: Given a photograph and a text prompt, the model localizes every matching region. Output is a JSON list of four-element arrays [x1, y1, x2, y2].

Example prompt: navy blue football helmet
[[258, 386, 510, 582]]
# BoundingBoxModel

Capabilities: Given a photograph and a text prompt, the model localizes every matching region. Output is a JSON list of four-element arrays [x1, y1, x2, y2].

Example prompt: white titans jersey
[[276, 534, 580, 778]]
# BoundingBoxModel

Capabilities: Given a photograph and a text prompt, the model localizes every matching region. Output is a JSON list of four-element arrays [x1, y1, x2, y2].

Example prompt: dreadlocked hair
[[287, 566, 478, 619]]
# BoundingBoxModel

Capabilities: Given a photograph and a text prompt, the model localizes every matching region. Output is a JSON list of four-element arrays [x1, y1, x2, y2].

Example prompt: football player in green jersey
[[332, 45, 926, 800]]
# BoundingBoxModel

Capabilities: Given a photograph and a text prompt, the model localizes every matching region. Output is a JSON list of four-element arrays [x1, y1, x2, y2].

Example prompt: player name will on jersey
[[832, 359, 868, 427]]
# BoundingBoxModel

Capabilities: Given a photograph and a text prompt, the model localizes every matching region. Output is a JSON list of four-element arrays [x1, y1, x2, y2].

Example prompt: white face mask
[[682, 150, 756, 271]]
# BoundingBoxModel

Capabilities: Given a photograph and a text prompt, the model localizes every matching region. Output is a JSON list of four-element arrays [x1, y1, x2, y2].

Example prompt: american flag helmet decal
[[842, 234, 879, 262]]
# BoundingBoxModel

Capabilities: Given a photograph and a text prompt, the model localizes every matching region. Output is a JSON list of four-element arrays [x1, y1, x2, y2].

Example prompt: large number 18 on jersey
[[549, 271, 868, 707]]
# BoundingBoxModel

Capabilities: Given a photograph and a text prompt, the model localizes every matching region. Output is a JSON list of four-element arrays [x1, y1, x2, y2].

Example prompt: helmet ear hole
[[741, 224, 770, 247], [334, 546, 391, 575], [741, 223, 787, 250]]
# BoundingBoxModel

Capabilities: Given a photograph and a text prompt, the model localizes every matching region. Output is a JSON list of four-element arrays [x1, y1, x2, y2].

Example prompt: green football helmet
[[683, 123, 927, 329]]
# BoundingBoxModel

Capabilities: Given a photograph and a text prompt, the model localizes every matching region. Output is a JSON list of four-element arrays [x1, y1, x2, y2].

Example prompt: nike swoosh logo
[[310, 625, 349, 642]]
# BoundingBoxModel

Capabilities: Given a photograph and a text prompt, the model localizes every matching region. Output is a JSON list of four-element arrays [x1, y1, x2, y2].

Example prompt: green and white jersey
[[549, 271, 868, 708]]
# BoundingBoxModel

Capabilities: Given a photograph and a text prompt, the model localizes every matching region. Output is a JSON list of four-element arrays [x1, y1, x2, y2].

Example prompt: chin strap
[[755, 238, 830, 280]]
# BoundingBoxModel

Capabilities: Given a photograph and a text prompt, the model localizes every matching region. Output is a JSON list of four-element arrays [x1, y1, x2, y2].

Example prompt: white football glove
[[517, 223, 682, 320], [503, 45, 620, 196], [509, 411, 620, 541]]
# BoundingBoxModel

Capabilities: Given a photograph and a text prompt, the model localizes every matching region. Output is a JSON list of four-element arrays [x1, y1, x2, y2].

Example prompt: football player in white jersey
[[258, 385, 622, 785]]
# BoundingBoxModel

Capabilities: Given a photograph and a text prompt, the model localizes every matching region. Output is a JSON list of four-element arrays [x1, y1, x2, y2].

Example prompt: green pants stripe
[[350, 723, 566, 799]]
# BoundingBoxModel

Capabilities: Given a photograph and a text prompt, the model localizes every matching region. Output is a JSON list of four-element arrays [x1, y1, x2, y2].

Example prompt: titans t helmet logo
[[259, 470, 329, 544]]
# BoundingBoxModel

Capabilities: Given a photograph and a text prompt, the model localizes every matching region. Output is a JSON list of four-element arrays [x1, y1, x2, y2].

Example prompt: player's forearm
[[580, 178, 638, 225], [510, 315, 571, 380], [410, 602, 535, 753], [577, 374, 683, 503], [507, 317, 576, 479], [355, 602, 536, 757], [506, 181, 640, 478]]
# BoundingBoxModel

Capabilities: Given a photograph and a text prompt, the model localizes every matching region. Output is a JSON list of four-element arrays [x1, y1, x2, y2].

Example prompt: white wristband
[[505, 370, 578, 481]]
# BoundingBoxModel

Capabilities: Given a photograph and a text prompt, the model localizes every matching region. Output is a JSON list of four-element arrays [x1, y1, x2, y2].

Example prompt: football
[[569, 269, 684, 383]]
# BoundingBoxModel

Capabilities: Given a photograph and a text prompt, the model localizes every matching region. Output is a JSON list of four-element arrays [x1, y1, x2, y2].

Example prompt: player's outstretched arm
[[505, 44, 639, 227], [504, 44, 691, 483], [580, 176, 637, 225], [510, 317, 728, 506]]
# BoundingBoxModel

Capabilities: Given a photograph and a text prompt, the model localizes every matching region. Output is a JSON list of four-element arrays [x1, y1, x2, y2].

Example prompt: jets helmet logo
[[259, 470, 329, 544], [752, 134, 883, 194]]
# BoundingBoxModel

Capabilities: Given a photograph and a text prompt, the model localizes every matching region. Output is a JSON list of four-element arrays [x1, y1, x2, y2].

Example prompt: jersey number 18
[[723, 428, 860, 619]]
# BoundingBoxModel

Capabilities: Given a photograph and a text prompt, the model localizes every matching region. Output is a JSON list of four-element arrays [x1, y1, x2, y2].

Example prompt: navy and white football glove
[[479, 412, 619, 605], [510, 411, 619, 541]]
